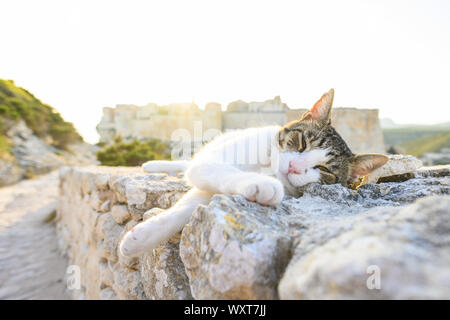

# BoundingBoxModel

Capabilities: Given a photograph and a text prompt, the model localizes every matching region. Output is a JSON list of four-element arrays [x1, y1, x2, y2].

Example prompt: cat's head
[[277, 88, 388, 188]]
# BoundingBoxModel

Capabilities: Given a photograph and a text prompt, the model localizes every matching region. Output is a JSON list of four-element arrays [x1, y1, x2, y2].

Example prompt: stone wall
[[97, 102, 222, 143], [56, 166, 192, 299], [97, 97, 385, 154], [57, 163, 450, 300]]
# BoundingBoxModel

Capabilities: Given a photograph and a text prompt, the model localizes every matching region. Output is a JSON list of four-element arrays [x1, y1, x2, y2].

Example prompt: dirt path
[[0, 171, 70, 299]]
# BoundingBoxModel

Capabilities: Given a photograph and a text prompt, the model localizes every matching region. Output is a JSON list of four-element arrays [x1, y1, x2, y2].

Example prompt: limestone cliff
[[0, 79, 97, 186], [0, 120, 97, 186]]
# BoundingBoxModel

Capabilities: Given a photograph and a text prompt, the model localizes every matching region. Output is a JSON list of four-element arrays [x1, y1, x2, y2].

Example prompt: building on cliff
[[96, 96, 385, 154]]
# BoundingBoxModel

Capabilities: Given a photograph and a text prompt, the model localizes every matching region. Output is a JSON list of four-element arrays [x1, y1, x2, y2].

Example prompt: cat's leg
[[119, 188, 212, 256], [185, 163, 284, 206], [142, 160, 189, 173]]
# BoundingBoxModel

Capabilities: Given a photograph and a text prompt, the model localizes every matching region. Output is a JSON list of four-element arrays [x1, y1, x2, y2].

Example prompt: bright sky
[[1, 0, 450, 142]]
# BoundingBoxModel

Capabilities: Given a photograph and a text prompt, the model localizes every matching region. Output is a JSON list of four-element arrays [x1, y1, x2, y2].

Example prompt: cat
[[119, 89, 388, 256]]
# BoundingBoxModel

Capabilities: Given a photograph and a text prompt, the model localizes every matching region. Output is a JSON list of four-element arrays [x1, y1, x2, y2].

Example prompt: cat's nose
[[288, 157, 308, 174], [288, 161, 301, 174]]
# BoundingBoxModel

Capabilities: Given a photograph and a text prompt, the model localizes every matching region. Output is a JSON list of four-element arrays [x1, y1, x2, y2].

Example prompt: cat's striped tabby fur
[[120, 89, 388, 256]]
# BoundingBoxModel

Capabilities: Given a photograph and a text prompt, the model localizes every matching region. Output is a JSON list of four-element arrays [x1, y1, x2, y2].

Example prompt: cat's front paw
[[238, 175, 284, 206], [119, 217, 166, 257], [119, 224, 148, 257]]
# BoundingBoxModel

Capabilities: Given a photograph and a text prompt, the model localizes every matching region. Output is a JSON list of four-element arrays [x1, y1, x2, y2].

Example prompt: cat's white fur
[[142, 160, 189, 173], [120, 126, 329, 256]]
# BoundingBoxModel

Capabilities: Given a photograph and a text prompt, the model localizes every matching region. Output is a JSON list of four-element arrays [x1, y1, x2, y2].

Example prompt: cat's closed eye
[[314, 165, 331, 173], [297, 132, 306, 152]]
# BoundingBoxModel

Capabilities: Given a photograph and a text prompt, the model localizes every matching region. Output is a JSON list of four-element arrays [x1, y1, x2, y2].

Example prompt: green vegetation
[[383, 124, 450, 157], [398, 132, 450, 157], [0, 79, 82, 150], [0, 135, 11, 159], [96, 137, 170, 166], [383, 128, 449, 147]]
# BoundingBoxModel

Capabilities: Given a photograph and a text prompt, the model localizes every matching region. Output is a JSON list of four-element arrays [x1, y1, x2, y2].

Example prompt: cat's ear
[[300, 88, 334, 123], [349, 154, 389, 181]]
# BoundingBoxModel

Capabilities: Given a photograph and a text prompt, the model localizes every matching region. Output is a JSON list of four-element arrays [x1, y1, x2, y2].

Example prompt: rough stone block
[[279, 196, 450, 299], [140, 233, 193, 300], [111, 204, 131, 225]]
